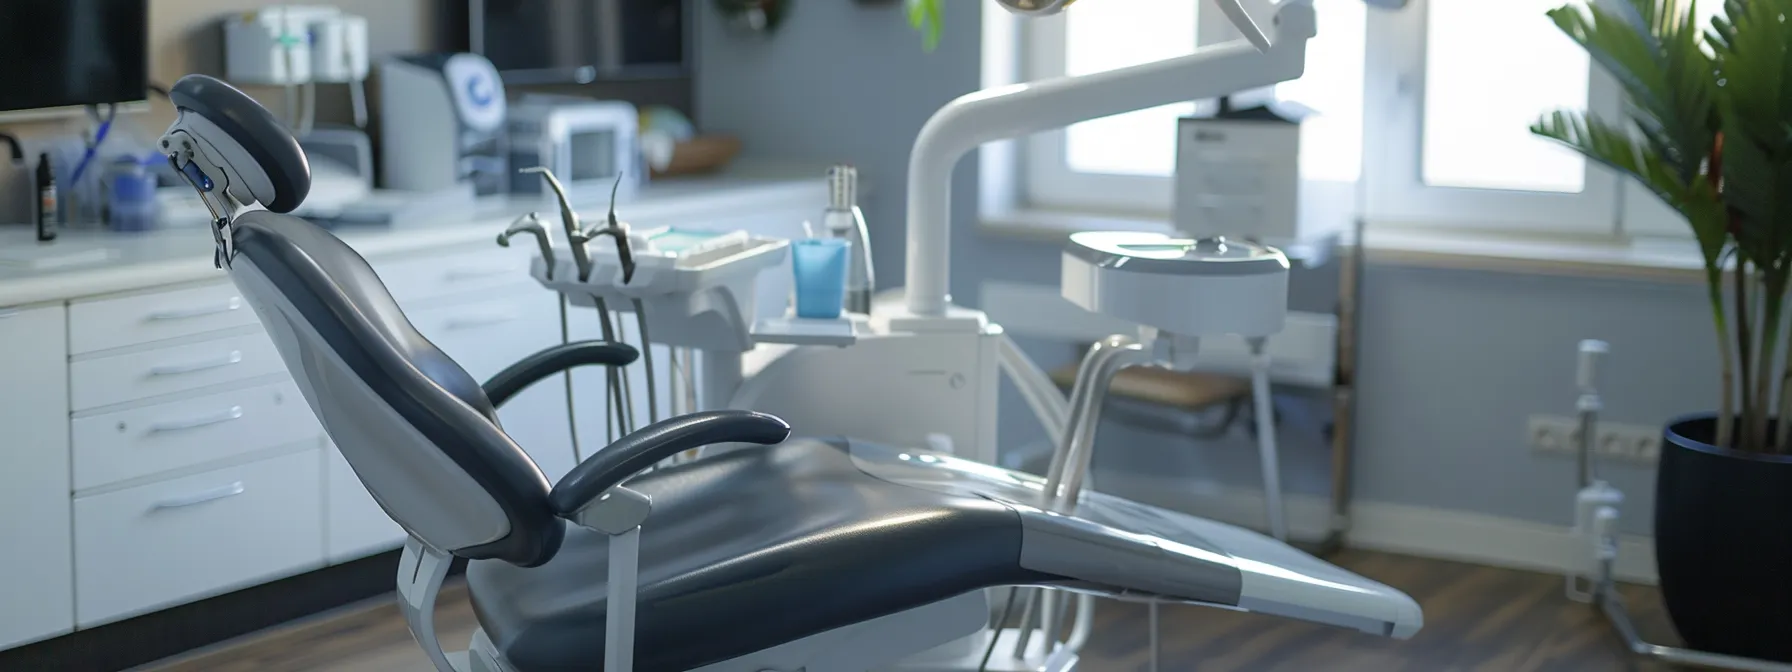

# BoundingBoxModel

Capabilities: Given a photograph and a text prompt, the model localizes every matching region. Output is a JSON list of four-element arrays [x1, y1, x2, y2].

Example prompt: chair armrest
[[480, 340, 638, 408], [547, 410, 791, 517]]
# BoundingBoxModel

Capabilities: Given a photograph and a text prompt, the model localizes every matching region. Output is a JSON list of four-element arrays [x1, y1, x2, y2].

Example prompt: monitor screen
[[476, 0, 687, 83], [0, 0, 148, 113]]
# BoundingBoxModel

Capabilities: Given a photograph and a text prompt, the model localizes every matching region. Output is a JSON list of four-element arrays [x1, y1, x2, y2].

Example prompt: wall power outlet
[[1527, 415, 1662, 464]]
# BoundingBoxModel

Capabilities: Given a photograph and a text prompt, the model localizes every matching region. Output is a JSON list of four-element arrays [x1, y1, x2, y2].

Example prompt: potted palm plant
[[1532, 0, 1792, 661]]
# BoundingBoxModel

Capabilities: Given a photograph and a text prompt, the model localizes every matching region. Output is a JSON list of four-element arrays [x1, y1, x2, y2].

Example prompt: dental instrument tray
[[530, 227, 790, 352], [537, 227, 787, 296]]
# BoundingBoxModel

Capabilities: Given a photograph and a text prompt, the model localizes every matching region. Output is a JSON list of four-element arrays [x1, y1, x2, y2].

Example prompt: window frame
[[1010, 0, 1650, 238], [1360, 0, 1624, 235], [1020, 10, 1200, 215]]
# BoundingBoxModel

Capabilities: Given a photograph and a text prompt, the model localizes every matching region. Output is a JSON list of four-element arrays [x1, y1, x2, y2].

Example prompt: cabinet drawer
[[72, 380, 321, 491], [70, 331, 286, 411], [73, 449, 324, 627], [325, 443, 407, 563], [69, 283, 258, 354], [372, 246, 534, 306]]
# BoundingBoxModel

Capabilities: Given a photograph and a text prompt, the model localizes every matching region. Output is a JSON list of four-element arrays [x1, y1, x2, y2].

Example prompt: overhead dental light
[[1061, 232, 1291, 352]]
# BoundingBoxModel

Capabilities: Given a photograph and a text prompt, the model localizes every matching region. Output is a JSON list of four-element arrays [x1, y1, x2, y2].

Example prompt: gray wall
[[694, 1, 1713, 536], [1350, 266, 1714, 532]]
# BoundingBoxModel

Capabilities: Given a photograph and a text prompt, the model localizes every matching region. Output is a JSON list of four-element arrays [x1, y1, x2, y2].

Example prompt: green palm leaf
[[1544, 2, 1717, 182], [906, 0, 943, 52]]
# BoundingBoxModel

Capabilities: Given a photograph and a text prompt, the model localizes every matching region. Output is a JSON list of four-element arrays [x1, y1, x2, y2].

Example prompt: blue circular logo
[[466, 75, 494, 107]]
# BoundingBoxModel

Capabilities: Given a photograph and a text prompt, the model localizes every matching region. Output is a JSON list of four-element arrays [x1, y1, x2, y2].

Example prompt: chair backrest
[[226, 210, 565, 567]]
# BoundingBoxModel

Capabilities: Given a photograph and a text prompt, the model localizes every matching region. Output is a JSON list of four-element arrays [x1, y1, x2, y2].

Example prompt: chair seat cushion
[[465, 437, 1053, 672]]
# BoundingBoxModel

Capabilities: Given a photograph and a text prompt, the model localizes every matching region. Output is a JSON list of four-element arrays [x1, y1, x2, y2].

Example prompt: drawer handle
[[0, 308, 19, 319], [149, 350, 244, 376], [444, 266, 515, 282], [147, 296, 243, 321], [152, 481, 246, 510], [149, 405, 245, 433], [444, 311, 521, 330]]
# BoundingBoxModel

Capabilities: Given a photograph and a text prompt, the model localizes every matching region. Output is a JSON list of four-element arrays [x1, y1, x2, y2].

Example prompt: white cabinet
[[68, 331, 286, 411], [68, 283, 258, 355], [323, 442, 407, 563], [71, 380, 320, 490], [371, 246, 535, 306], [73, 449, 324, 627], [408, 287, 578, 481], [0, 304, 74, 649]]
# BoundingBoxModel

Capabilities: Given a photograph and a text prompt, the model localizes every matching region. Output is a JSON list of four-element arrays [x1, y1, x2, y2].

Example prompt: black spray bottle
[[35, 153, 57, 242]]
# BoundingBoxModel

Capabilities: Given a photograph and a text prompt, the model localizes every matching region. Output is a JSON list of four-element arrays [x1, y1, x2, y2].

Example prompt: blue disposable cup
[[792, 238, 850, 319]]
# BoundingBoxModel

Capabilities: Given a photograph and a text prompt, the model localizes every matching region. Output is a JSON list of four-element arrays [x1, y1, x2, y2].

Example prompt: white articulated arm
[[900, 0, 1318, 321]]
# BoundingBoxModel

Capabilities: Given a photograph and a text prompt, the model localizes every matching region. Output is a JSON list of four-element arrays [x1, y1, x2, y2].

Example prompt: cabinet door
[[323, 441, 407, 563], [0, 305, 74, 648], [408, 287, 578, 481]]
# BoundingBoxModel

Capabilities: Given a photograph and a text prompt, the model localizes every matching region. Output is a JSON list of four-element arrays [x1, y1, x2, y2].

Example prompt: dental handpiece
[[496, 213, 556, 280], [521, 166, 591, 281], [586, 173, 638, 285]]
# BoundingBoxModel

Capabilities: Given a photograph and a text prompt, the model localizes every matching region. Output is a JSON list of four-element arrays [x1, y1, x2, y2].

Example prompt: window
[[1010, 0, 1699, 238], [1366, 0, 1620, 233], [1024, 0, 1366, 217]]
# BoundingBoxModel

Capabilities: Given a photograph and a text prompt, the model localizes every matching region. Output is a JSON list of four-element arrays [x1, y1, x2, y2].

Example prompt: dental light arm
[[900, 0, 1316, 321]]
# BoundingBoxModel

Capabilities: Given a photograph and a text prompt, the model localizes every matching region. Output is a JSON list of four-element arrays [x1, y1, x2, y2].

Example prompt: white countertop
[[0, 163, 827, 307]]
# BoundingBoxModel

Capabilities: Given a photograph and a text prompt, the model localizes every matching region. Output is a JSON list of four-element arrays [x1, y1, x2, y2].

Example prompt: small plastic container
[[791, 238, 850, 319], [106, 156, 160, 232]]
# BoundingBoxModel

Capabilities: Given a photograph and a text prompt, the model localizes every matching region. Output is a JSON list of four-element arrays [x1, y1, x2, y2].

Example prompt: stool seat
[[1050, 362, 1249, 411]]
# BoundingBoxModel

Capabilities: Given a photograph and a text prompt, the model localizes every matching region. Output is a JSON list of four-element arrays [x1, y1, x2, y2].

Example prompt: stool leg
[[1249, 338, 1288, 541]]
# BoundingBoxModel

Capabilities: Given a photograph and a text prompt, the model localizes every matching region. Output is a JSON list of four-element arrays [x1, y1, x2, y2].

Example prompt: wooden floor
[[147, 550, 1680, 672]]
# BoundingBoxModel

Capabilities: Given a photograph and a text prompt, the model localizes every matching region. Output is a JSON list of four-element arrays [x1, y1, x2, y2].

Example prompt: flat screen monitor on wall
[[0, 0, 149, 115], [470, 0, 689, 84]]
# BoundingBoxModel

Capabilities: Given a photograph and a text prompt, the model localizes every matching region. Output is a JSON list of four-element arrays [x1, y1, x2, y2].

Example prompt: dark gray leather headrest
[[169, 75, 311, 213]]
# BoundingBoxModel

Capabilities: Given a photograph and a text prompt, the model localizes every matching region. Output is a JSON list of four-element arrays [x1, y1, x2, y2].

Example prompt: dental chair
[[158, 74, 1421, 672]]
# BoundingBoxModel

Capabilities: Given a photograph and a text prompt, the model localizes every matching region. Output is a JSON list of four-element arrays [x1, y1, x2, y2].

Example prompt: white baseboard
[[1098, 473, 1660, 585]]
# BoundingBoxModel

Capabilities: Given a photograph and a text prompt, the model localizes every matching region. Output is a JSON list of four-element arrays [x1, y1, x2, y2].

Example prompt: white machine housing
[[732, 325, 1004, 466], [507, 96, 642, 203], [379, 53, 508, 194], [223, 6, 369, 85]]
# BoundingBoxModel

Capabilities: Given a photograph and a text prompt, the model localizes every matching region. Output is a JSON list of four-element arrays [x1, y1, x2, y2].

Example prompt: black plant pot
[[1654, 414, 1792, 662]]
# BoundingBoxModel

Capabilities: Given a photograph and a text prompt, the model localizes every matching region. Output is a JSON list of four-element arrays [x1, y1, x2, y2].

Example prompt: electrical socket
[[1526, 415, 1662, 464]]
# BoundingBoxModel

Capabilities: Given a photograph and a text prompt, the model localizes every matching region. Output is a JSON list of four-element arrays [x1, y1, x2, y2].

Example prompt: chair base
[[891, 627, 1077, 672], [455, 590, 991, 672]]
